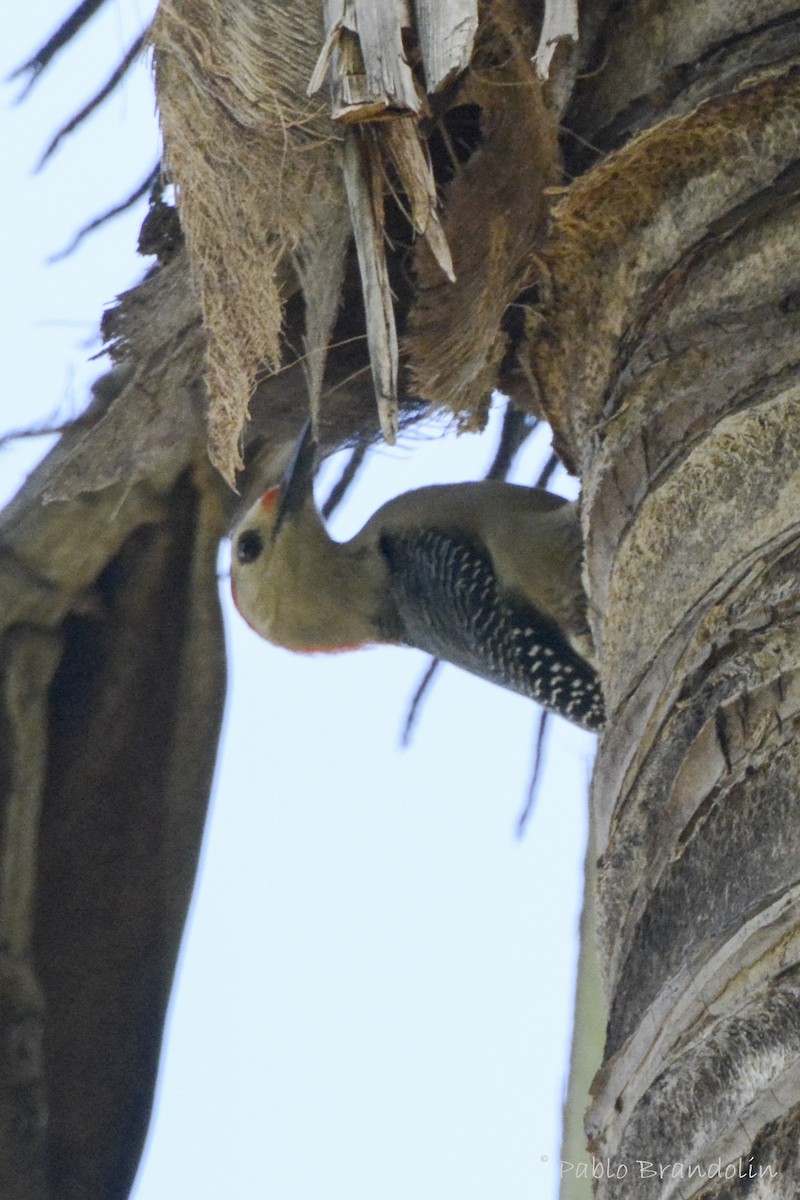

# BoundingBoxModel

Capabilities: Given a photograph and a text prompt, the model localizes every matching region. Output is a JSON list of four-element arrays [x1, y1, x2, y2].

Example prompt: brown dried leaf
[[152, 0, 347, 483], [43, 246, 206, 503], [406, 9, 561, 426]]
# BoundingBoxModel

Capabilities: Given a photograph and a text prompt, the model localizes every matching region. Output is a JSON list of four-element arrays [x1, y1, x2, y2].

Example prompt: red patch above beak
[[261, 487, 280, 511]]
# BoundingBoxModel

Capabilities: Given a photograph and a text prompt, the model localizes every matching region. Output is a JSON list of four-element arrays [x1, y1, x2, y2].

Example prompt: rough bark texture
[[525, 2, 800, 1195], [0, 431, 228, 1200]]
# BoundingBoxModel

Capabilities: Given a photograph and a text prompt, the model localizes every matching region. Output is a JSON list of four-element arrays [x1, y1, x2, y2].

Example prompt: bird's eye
[[236, 529, 264, 564]]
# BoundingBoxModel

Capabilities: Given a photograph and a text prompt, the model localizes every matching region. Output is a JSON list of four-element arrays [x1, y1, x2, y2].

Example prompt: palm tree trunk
[[537, 3, 800, 1190]]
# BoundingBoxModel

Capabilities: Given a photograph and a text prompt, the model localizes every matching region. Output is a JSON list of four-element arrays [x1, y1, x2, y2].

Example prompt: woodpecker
[[231, 424, 604, 731]]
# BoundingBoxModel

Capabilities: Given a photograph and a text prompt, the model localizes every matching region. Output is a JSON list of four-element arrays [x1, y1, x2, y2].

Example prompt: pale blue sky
[[1, 7, 594, 1196]]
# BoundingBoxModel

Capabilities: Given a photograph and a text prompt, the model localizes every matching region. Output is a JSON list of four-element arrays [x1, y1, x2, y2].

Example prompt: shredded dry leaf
[[152, 0, 347, 483], [406, 5, 561, 427]]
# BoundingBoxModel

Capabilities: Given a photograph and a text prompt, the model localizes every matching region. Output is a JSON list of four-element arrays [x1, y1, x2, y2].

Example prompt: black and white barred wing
[[379, 528, 604, 732]]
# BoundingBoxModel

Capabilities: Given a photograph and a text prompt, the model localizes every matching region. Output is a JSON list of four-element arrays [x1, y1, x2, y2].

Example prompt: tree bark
[[533, 2, 800, 1193], [0, 403, 229, 1198]]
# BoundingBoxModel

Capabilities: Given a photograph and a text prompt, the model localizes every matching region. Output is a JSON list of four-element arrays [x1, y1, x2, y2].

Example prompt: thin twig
[[486, 401, 537, 480], [0, 423, 67, 452], [38, 33, 146, 168], [10, 0, 110, 97], [49, 163, 160, 261], [534, 450, 559, 490], [400, 658, 441, 747], [516, 711, 550, 837], [321, 442, 368, 519]]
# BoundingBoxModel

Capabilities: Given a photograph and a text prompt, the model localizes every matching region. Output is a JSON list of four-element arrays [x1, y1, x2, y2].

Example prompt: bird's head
[[230, 420, 323, 644]]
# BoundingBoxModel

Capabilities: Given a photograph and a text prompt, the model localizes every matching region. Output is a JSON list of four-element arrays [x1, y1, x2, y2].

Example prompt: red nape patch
[[260, 487, 281, 511], [297, 642, 370, 655]]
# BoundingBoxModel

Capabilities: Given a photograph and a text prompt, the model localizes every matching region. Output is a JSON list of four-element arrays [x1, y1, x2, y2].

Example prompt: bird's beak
[[273, 418, 318, 540]]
